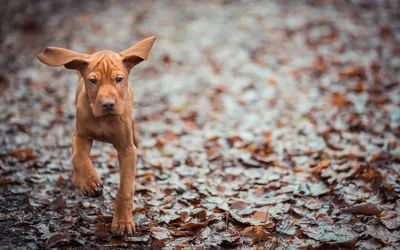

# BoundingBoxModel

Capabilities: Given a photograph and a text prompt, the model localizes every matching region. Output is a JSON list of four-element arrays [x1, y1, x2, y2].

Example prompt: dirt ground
[[0, 0, 399, 249]]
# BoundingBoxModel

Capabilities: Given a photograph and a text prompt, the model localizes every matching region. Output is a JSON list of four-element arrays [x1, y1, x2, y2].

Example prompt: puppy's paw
[[111, 219, 136, 235], [112, 193, 135, 235], [72, 171, 103, 197]]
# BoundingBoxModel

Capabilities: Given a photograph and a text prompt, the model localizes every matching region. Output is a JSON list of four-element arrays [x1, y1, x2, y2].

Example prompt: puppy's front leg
[[111, 145, 137, 235], [71, 132, 103, 197]]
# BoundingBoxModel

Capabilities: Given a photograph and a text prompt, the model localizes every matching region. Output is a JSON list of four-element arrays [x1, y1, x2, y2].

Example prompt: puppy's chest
[[82, 120, 123, 143]]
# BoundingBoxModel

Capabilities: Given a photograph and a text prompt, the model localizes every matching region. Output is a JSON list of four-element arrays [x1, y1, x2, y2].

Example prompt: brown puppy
[[37, 37, 156, 235]]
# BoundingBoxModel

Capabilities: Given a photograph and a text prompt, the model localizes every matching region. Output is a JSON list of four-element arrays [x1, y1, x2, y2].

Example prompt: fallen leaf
[[46, 233, 83, 248], [49, 196, 66, 210], [241, 226, 271, 243], [0, 178, 18, 185], [331, 94, 347, 107], [380, 212, 400, 230], [311, 159, 329, 172], [7, 149, 35, 159], [338, 66, 365, 78], [362, 224, 400, 243], [180, 218, 211, 231], [342, 203, 381, 215], [300, 219, 357, 245], [56, 175, 63, 186], [151, 227, 170, 240], [95, 223, 110, 240], [230, 211, 274, 227]]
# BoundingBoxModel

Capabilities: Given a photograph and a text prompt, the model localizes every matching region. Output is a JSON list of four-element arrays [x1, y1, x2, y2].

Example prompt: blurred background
[[0, 0, 399, 249]]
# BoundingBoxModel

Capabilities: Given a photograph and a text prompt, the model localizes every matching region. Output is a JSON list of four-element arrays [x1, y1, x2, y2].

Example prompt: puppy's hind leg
[[71, 131, 103, 197], [132, 119, 140, 148]]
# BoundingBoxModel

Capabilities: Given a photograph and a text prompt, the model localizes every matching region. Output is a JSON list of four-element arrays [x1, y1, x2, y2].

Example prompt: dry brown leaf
[[342, 203, 381, 215], [8, 149, 35, 159], [331, 94, 347, 106], [241, 226, 271, 243], [310, 159, 329, 173]]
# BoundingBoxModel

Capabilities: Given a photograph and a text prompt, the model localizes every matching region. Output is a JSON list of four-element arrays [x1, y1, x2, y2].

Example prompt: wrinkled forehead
[[87, 51, 126, 74]]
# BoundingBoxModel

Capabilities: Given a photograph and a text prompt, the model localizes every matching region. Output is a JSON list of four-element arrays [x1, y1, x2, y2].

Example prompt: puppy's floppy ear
[[37, 47, 91, 70], [119, 36, 156, 69]]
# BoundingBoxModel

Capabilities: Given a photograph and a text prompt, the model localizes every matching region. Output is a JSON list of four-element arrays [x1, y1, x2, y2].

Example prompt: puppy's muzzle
[[102, 98, 116, 112]]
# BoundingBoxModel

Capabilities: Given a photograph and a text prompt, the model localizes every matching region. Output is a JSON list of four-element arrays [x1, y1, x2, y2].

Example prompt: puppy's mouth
[[102, 113, 117, 118]]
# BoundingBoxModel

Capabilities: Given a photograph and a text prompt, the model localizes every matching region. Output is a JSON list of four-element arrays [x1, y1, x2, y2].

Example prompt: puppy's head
[[37, 37, 156, 117]]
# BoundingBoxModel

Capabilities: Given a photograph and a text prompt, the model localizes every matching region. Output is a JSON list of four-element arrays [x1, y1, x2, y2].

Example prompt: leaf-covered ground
[[1, 0, 400, 249]]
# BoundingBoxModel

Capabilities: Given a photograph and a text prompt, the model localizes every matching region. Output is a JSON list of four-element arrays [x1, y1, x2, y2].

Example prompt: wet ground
[[0, 0, 400, 249]]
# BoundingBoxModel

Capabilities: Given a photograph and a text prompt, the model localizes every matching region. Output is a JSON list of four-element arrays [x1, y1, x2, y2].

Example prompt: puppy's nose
[[102, 99, 115, 111]]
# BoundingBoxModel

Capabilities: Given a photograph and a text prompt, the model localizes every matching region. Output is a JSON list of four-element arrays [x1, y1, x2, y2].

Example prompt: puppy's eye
[[89, 77, 97, 84], [116, 76, 124, 84]]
